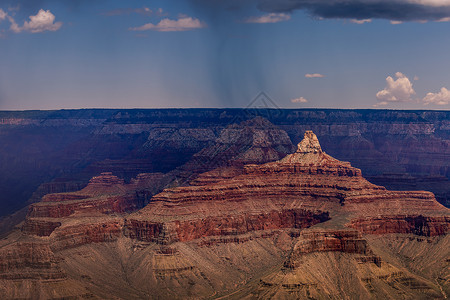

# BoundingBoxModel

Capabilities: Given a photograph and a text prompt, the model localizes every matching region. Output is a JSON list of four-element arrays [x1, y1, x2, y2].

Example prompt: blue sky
[[1, 0, 450, 110]]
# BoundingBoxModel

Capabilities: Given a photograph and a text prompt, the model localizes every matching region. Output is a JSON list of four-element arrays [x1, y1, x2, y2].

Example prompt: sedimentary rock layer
[[127, 131, 449, 244], [348, 215, 450, 236], [125, 209, 329, 244]]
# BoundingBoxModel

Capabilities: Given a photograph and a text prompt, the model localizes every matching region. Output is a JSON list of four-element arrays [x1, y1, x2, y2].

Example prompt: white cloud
[[373, 101, 388, 107], [243, 13, 291, 24], [0, 9, 7, 21], [6, 9, 62, 33], [423, 87, 450, 105], [291, 97, 308, 103], [129, 16, 206, 32], [375, 72, 415, 105], [305, 73, 325, 78], [350, 19, 372, 24], [390, 20, 403, 24], [22, 9, 62, 33], [8, 16, 20, 33]]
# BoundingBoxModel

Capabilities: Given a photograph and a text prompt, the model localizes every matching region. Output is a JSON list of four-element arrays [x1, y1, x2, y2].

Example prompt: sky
[[0, 0, 450, 110]]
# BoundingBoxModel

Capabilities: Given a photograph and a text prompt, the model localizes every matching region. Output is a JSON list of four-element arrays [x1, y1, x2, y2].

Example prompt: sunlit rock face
[[297, 130, 322, 153]]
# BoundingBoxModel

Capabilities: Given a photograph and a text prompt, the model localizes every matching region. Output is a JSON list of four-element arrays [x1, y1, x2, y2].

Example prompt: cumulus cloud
[[305, 73, 325, 78], [257, 0, 450, 22], [23, 9, 62, 33], [423, 87, 450, 105], [375, 72, 415, 105], [243, 13, 291, 23], [350, 18, 372, 24], [7, 9, 62, 33], [129, 16, 206, 32], [291, 96, 308, 103]]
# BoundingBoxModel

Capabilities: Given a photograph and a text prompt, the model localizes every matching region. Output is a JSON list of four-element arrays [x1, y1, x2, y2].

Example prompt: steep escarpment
[[0, 242, 65, 280], [0, 129, 448, 299], [26, 173, 131, 220], [21, 172, 164, 238], [126, 131, 449, 245], [0, 240, 92, 299], [2, 108, 449, 223], [124, 209, 329, 244], [348, 215, 450, 236]]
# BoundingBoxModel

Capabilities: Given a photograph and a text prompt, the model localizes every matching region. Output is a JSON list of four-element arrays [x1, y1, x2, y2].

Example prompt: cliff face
[[21, 172, 163, 238], [1, 109, 449, 222], [20, 131, 448, 246], [124, 209, 329, 244], [0, 242, 65, 280], [26, 173, 133, 220], [348, 215, 450, 236], [0, 111, 449, 299], [124, 131, 448, 245], [284, 230, 382, 270]]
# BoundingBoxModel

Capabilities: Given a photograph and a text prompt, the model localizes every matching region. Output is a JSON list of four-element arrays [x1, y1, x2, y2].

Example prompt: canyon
[[0, 109, 449, 226], [0, 127, 448, 299]]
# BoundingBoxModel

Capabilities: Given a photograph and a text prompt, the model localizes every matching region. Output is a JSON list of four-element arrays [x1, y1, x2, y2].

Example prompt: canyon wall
[[0, 130, 447, 299], [0, 108, 449, 222]]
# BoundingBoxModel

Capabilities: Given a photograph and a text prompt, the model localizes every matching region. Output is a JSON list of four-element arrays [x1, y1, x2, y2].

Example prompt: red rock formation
[[169, 117, 296, 184], [0, 243, 65, 280], [22, 172, 164, 238], [293, 230, 371, 255], [348, 215, 450, 236], [127, 130, 449, 243], [26, 173, 136, 220], [0, 129, 449, 299], [125, 209, 329, 244], [2, 109, 449, 237], [23, 132, 449, 245], [21, 219, 61, 236], [51, 220, 123, 251], [285, 230, 382, 268], [27, 194, 138, 218]]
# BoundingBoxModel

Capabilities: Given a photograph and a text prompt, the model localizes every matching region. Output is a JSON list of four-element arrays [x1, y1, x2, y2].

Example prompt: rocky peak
[[82, 172, 127, 195], [88, 172, 124, 187], [169, 117, 296, 184], [296, 130, 322, 154], [239, 116, 276, 128], [247, 130, 360, 176]]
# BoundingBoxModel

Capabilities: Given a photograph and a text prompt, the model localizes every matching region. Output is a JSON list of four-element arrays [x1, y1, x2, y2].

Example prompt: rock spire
[[297, 130, 322, 153]]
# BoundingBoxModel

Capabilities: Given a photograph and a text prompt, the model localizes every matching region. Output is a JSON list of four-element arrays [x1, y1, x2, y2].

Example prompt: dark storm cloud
[[257, 0, 450, 22], [188, 0, 450, 22]]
